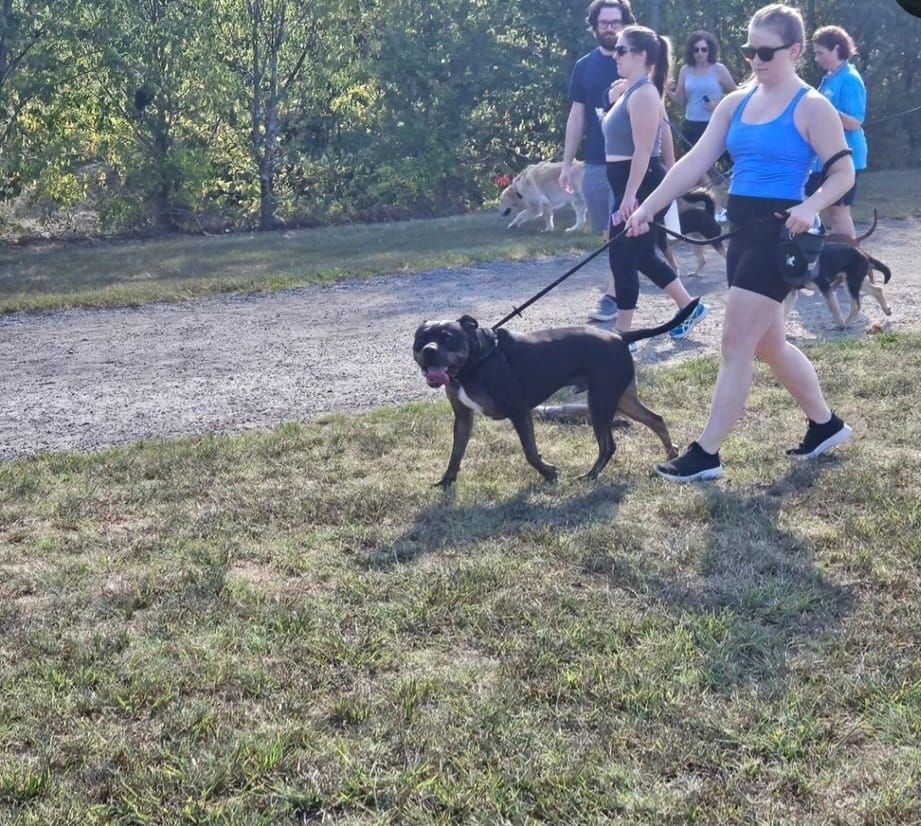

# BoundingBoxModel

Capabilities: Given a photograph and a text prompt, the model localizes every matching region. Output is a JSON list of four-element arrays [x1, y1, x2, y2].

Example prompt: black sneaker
[[655, 441, 723, 483], [786, 412, 853, 460]]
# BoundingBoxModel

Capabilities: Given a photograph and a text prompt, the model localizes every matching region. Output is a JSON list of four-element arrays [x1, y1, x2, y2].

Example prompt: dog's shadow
[[787, 288, 863, 339], [363, 481, 628, 570], [584, 458, 854, 686]]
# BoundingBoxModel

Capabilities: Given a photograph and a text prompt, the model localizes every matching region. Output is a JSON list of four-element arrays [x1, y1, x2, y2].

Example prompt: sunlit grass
[[1, 333, 919, 821]]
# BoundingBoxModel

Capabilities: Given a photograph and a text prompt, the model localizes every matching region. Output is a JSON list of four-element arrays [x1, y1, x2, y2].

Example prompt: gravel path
[[1, 218, 918, 460]]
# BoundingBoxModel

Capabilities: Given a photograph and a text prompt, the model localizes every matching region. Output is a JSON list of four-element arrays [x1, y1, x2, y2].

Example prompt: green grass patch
[[2, 165, 919, 314], [2, 334, 920, 822], [0, 213, 600, 314]]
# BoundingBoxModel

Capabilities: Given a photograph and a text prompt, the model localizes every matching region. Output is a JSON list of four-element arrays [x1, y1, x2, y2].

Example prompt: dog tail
[[680, 189, 716, 217], [869, 255, 891, 284], [854, 208, 878, 243], [620, 298, 700, 345]]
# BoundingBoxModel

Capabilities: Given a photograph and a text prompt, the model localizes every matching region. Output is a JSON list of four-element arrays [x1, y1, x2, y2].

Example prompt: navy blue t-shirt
[[568, 48, 621, 164]]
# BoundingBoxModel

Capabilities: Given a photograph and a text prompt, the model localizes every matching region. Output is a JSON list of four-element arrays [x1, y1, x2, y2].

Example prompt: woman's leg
[[663, 278, 694, 310], [754, 311, 832, 422], [825, 203, 855, 238], [696, 287, 778, 453], [610, 231, 641, 333]]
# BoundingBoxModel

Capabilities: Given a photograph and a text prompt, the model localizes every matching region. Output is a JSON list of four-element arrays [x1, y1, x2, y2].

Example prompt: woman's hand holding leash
[[614, 194, 640, 227], [776, 203, 817, 235], [624, 203, 654, 237]]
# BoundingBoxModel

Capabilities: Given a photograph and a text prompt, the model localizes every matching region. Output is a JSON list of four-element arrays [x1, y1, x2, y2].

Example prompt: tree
[[217, 0, 326, 229]]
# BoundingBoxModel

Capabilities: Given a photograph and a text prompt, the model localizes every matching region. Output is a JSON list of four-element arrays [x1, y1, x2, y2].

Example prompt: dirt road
[[1, 218, 917, 459]]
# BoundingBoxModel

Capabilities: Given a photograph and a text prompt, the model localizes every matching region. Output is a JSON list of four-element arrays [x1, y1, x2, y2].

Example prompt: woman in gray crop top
[[667, 30, 737, 147], [599, 25, 706, 341]]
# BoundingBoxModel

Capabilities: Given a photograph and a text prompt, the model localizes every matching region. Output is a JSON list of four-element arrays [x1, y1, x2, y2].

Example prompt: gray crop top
[[602, 78, 662, 158]]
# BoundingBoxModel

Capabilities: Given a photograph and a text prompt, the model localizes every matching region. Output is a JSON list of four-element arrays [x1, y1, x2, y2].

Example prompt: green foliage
[[2, 0, 921, 238]]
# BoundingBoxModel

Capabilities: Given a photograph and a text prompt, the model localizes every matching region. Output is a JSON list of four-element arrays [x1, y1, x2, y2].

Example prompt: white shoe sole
[[654, 465, 724, 483], [589, 311, 618, 322], [790, 423, 853, 460]]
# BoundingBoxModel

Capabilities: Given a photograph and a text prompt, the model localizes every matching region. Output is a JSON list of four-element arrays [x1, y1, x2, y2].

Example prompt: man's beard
[[596, 31, 618, 51]]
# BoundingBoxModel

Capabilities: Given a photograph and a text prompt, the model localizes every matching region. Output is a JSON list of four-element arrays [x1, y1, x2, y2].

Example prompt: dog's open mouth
[[423, 366, 451, 387]]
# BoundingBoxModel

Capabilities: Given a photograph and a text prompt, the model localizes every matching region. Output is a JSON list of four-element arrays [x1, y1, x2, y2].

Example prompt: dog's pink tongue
[[425, 367, 450, 387]]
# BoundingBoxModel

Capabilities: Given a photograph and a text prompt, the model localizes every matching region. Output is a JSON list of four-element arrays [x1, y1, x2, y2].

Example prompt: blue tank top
[[727, 86, 816, 200]]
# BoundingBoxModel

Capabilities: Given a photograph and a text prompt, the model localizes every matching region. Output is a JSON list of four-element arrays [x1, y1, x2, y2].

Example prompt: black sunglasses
[[613, 45, 640, 56], [741, 42, 794, 61], [693, 46, 709, 52]]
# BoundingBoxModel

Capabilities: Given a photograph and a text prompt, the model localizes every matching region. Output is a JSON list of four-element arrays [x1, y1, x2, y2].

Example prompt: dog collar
[[463, 329, 501, 374]]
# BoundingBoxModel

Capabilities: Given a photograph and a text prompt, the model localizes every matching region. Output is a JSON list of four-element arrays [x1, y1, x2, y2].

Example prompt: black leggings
[[607, 159, 677, 311], [726, 195, 801, 303]]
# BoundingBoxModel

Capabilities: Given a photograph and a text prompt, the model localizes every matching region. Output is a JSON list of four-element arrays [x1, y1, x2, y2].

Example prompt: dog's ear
[[458, 314, 478, 330]]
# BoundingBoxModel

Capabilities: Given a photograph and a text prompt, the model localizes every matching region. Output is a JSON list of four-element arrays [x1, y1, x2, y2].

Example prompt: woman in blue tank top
[[622, 3, 856, 483]]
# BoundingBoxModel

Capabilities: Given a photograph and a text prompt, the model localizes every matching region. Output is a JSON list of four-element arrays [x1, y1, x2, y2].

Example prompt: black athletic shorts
[[726, 194, 801, 303], [805, 169, 859, 206]]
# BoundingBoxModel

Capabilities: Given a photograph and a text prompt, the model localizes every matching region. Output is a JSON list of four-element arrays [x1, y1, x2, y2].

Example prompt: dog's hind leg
[[615, 381, 678, 459], [510, 413, 557, 481], [577, 419, 616, 481], [692, 244, 706, 276], [861, 280, 891, 316]]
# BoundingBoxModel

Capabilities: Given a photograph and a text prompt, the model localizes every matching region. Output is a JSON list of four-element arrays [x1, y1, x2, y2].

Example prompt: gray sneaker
[[589, 294, 618, 322]]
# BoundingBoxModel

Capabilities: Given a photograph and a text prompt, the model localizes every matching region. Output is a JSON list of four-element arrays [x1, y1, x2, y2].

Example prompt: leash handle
[[493, 229, 627, 329]]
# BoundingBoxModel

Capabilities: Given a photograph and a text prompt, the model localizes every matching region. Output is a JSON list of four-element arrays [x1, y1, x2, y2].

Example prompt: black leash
[[493, 229, 627, 329], [653, 212, 781, 246], [653, 148, 854, 246], [493, 142, 854, 328], [492, 214, 774, 329], [865, 103, 921, 128]]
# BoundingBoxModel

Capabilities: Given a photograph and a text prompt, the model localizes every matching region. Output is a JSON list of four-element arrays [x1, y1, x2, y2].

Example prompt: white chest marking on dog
[[457, 384, 486, 415]]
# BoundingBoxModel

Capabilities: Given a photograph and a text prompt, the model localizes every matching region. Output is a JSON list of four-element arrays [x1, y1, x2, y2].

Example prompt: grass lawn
[[2, 333, 919, 823], [1, 167, 918, 315]]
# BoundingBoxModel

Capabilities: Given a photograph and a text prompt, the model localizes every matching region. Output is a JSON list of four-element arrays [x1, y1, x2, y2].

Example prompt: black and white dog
[[412, 301, 701, 487]]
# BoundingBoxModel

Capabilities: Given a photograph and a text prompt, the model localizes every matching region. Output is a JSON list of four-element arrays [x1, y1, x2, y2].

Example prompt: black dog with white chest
[[413, 301, 699, 487]]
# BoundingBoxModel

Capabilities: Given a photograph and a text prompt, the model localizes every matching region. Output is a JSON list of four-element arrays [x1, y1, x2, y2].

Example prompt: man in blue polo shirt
[[560, 0, 635, 322]]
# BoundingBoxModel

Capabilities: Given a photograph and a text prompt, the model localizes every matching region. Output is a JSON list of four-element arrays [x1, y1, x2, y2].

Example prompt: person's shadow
[[583, 459, 854, 686], [371, 457, 854, 688]]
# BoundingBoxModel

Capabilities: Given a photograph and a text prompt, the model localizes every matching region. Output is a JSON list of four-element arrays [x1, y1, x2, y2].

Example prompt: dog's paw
[[433, 476, 456, 490], [541, 465, 558, 483]]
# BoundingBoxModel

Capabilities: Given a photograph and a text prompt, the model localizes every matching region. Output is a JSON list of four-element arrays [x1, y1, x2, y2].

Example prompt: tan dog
[[499, 161, 587, 232]]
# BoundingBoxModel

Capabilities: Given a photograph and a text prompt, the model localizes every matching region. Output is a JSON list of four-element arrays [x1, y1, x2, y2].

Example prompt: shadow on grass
[[587, 458, 855, 686], [365, 480, 629, 570]]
